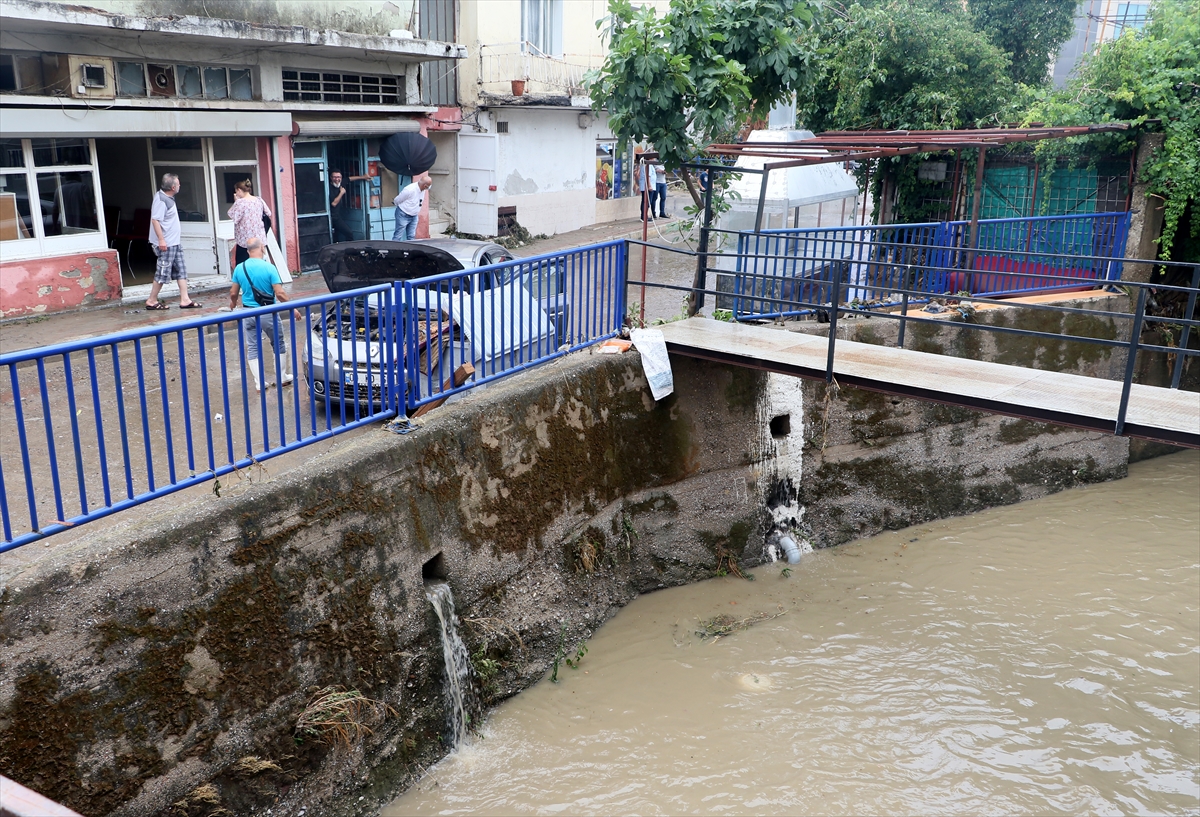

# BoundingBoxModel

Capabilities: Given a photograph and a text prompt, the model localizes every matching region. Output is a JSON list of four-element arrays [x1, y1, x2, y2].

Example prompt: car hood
[[317, 241, 466, 292]]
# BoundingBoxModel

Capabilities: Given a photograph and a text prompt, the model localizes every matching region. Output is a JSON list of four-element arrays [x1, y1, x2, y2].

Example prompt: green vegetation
[[1024, 0, 1199, 259], [550, 623, 590, 683], [960, 0, 1078, 86], [588, 0, 820, 207]]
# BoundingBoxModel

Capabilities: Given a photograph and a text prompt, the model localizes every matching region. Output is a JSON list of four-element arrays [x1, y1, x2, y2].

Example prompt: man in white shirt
[[145, 172, 201, 310], [392, 173, 433, 241]]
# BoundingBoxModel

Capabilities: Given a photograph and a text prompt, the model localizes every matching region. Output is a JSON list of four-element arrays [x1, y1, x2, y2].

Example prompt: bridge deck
[[657, 318, 1200, 448]]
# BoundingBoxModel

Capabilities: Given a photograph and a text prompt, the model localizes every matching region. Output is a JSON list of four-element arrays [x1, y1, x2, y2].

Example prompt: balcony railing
[[477, 41, 596, 97]]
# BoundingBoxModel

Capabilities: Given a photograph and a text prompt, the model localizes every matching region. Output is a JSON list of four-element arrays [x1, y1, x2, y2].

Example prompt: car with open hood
[[301, 238, 566, 407]]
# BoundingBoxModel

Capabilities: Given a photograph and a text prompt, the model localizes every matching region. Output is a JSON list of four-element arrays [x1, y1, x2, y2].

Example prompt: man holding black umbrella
[[328, 169, 368, 243], [392, 173, 432, 241]]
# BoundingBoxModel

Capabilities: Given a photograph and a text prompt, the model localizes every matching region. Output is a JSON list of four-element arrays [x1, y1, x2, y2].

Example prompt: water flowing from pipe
[[425, 582, 478, 749]]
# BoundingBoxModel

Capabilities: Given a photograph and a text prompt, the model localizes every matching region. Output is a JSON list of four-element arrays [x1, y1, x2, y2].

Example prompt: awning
[[293, 118, 422, 137], [1, 107, 293, 138]]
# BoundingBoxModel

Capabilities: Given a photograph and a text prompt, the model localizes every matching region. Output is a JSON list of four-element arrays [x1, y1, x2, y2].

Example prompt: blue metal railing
[[731, 212, 1131, 320], [0, 241, 628, 550], [402, 240, 626, 409], [0, 287, 396, 552]]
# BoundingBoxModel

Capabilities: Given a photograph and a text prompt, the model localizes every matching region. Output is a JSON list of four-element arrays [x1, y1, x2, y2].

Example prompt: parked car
[[301, 239, 566, 407]]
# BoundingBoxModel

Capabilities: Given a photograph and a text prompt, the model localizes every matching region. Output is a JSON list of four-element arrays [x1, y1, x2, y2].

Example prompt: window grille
[[282, 70, 402, 104]]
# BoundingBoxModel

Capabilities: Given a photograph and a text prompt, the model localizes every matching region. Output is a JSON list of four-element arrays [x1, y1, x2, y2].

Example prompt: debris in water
[[695, 608, 787, 642]]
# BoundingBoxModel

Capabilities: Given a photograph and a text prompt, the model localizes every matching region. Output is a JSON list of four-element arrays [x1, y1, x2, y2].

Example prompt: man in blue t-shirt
[[229, 237, 300, 392]]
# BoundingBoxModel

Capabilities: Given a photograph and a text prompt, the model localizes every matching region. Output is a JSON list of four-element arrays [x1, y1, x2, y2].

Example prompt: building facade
[[1051, 0, 1152, 87], [0, 0, 464, 317], [452, 0, 671, 238]]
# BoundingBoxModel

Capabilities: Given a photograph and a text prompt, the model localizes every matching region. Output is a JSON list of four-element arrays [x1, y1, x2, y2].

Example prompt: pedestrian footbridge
[[657, 317, 1200, 449]]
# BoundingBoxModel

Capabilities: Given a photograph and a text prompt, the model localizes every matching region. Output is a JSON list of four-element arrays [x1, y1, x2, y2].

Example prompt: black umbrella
[[379, 132, 438, 177]]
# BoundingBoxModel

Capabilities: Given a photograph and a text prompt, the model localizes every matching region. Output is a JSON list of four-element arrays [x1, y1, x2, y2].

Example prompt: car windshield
[[495, 258, 561, 299]]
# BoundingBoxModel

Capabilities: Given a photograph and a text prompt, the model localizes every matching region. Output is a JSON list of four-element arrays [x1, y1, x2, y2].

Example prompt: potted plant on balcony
[[511, 77, 527, 96]]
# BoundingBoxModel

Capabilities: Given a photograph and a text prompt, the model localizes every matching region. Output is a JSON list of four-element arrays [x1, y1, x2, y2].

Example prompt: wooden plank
[[410, 362, 475, 418], [658, 317, 1200, 446]]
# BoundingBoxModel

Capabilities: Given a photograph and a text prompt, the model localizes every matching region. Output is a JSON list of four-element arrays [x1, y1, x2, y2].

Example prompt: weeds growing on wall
[[294, 686, 394, 748], [550, 622, 590, 683]]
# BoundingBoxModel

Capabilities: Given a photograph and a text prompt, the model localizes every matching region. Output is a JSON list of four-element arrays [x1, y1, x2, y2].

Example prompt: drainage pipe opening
[[422, 552, 449, 583]]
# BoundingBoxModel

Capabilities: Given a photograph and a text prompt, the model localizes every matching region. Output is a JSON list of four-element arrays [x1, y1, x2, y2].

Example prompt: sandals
[[144, 302, 169, 310], [179, 302, 204, 309]]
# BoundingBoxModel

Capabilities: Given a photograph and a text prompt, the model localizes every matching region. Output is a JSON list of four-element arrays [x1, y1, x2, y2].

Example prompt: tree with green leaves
[[799, 1, 1016, 133], [797, 1, 1019, 222], [964, 0, 1078, 86], [1024, 0, 1199, 260], [586, 0, 821, 208]]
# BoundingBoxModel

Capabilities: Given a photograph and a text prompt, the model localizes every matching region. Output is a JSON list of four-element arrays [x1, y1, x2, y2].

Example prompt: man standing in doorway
[[392, 173, 432, 241], [145, 172, 201, 311], [329, 169, 369, 243]]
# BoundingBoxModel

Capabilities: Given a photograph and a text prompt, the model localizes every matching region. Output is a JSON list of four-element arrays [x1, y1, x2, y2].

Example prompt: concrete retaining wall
[[0, 343, 1129, 817]]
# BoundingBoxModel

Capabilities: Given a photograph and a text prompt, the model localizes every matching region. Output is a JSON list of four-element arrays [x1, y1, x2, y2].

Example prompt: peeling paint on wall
[[0, 251, 121, 319], [504, 170, 540, 196]]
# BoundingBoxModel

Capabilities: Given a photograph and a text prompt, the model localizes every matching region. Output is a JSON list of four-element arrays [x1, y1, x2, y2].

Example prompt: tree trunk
[[679, 167, 704, 211]]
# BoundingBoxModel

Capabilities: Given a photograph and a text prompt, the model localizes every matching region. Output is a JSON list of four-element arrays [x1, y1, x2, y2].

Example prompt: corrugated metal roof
[[705, 124, 1130, 167]]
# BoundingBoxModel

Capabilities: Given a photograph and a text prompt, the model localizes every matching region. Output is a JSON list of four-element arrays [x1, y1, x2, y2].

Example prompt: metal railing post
[[1115, 286, 1148, 436], [825, 266, 842, 383], [897, 264, 912, 349], [1171, 266, 1200, 389], [690, 174, 716, 316]]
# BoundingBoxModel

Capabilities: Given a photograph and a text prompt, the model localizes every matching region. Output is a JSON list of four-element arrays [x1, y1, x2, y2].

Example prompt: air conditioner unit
[[67, 55, 115, 99]]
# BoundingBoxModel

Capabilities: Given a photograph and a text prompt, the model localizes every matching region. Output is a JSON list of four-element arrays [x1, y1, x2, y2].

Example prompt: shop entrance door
[[293, 140, 330, 271], [149, 138, 218, 279]]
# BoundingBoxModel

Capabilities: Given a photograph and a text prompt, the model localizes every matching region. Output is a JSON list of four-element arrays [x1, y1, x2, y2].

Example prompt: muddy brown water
[[386, 450, 1200, 815]]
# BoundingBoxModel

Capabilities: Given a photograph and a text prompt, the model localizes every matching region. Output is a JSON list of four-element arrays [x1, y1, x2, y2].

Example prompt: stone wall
[[0, 353, 775, 817], [775, 294, 1132, 545], [0, 342, 1131, 816]]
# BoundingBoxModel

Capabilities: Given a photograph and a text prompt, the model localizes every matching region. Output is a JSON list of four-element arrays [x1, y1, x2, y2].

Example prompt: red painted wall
[[275, 135, 300, 274], [415, 109, 461, 239], [0, 250, 122, 319]]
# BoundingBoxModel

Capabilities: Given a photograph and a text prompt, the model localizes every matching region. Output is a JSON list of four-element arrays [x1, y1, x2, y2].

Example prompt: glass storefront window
[[1, 139, 25, 168], [0, 173, 34, 242], [0, 137, 107, 258], [293, 141, 323, 159], [212, 137, 256, 162], [217, 164, 257, 218], [152, 165, 208, 222], [36, 171, 99, 236], [32, 138, 91, 167], [151, 137, 203, 162]]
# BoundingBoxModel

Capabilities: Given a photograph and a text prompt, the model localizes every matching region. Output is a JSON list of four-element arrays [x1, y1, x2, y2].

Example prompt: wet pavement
[[0, 217, 698, 356], [0, 216, 700, 556]]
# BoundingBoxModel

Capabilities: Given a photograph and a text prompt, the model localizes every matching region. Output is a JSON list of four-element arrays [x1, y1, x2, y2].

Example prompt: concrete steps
[[428, 208, 452, 238]]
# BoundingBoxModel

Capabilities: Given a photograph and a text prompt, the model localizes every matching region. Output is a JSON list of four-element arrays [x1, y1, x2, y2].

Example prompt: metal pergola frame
[[678, 124, 1133, 315]]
